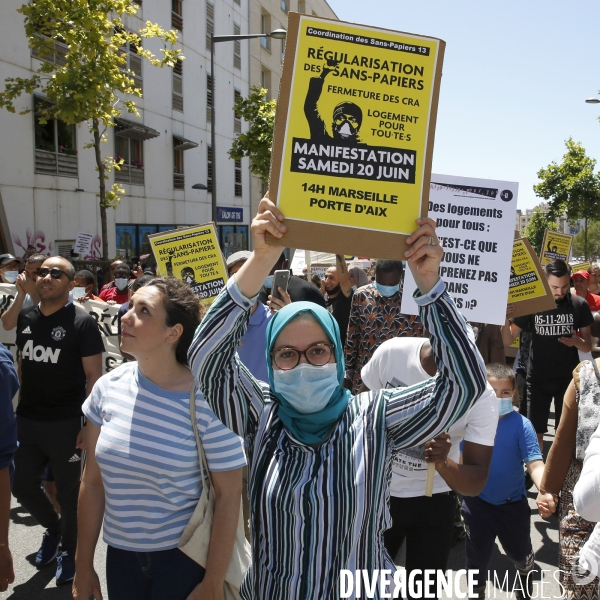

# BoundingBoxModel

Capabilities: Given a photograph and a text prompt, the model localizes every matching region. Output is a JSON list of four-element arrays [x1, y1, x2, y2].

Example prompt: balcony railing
[[35, 149, 78, 177], [174, 173, 184, 190], [31, 36, 68, 66], [171, 12, 183, 31], [115, 165, 144, 185]]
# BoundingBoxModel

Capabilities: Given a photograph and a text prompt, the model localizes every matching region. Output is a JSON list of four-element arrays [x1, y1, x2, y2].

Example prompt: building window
[[233, 23, 241, 69], [114, 128, 144, 185], [33, 97, 78, 177], [261, 68, 271, 98], [174, 143, 184, 190], [119, 38, 143, 91], [207, 73, 212, 123], [116, 224, 181, 260], [172, 0, 183, 31], [207, 145, 213, 193], [206, 1, 214, 51], [173, 135, 198, 190], [234, 89, 242, 134], [260, 13, 271, 50], [298, 0, 306, 12], [281, 0, 289, 12], [234, 159, 242, 197], [31, 36, 68, 66], [172, 59, 183, 112]]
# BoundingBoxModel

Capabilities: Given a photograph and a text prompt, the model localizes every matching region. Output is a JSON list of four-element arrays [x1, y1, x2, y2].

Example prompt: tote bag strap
[[190, 383, 212, 494]]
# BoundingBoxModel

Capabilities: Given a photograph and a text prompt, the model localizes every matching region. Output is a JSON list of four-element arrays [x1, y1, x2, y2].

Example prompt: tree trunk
[[585, 217, 589, 261], [92, 119, 109, 260]]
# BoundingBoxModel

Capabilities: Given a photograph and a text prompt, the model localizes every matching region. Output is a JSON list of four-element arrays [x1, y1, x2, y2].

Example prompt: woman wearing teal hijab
[[189, 198, 487, 600]]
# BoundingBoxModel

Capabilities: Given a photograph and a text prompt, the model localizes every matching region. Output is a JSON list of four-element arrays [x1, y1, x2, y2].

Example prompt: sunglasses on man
[[37, 267, 72, 280]]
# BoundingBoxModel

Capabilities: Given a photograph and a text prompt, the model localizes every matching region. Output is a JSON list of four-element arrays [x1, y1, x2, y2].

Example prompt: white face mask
[[72, 287, 87, 299], [3, 271, 18, 284], [114, 278, 129, 291]]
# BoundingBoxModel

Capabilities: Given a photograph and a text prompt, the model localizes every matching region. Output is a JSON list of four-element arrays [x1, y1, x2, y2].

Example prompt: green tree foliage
[[534, 138, 600, 260], [524, 208, 557, 256], [0, 0, 182, 259], [573, 221, 600, 260], [229, 87, 277, 184]]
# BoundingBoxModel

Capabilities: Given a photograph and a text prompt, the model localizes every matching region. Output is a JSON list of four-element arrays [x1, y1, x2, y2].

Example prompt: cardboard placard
[[540, 230, 573, 265], [571, 262, 591, 274], [401, 174, 518, 326], [508, 238, 555, 319], [267, 12, 445, 259], [148, 224, 227, 302]]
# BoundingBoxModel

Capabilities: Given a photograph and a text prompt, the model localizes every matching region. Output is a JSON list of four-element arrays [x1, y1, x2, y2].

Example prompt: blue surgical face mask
[[351, 285, 357, 292], [498, 398, 514, 416], [273, 363, 339, 414], [375, 282, 399, 297], [264, 275, 274, 289], [3, 271, 18, 284]]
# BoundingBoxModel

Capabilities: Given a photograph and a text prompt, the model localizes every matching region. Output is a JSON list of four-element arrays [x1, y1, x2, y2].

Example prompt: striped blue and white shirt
[[188, 278, 487, 600], [82, 362, 246, 551]]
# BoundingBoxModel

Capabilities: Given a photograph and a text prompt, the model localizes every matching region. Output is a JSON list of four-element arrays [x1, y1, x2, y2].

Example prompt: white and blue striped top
[[82, 362, 246, 551]]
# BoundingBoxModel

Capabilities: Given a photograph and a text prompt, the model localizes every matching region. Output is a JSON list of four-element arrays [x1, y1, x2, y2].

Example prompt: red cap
[[573, 271, 590, 280]]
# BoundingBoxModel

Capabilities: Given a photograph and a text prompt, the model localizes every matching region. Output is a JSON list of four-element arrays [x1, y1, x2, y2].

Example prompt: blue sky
[[325, 0, 600, 209]]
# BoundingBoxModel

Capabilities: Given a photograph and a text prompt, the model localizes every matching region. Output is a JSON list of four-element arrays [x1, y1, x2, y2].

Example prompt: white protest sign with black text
[[0, 284, 123, 374], [74, 232, 94, 255], [401, 174, 518, 326]]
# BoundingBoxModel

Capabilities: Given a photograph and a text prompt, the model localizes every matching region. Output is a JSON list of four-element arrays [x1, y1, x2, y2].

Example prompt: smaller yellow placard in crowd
[[509, 238, 555, 318], [571, 262, 591, 274], [148, 224, 227, 302], [540, 230, 573, 266]]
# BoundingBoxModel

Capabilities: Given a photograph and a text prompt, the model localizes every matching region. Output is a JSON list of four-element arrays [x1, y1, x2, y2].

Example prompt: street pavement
[[2, 425, 562, 600]]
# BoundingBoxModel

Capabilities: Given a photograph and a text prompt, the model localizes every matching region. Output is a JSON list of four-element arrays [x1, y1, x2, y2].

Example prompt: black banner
[[290, 138, 416, 184]]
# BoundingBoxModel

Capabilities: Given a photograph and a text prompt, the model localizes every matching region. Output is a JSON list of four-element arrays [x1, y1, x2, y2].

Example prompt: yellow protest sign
[[540, 230, 573, 265], [268, 13, 445, 259], [148, 224, 227, 302], [509, 238, 555, 318], [571, 262, 591, 274]]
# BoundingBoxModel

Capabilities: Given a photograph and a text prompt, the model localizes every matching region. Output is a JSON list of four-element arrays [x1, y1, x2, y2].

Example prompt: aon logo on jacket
[[22, 339, 61, 363]]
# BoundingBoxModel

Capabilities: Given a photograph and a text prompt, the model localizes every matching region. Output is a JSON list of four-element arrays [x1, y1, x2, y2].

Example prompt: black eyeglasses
[[37, 267, 72, 280], [270, 342, 335, 371]]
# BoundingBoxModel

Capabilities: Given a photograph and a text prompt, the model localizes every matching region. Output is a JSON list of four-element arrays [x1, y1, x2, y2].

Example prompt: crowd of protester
[[1, 200, 600, 600]]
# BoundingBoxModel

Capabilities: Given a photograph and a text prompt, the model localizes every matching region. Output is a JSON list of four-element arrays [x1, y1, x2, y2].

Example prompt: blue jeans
[[106, 545, 205, 600]]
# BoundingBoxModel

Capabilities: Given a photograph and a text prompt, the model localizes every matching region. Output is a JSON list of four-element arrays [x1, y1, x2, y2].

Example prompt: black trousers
[[462, 495, 534, 590], [527, 377, 571, 433], [384, 492, 456, 600], [13, 416, 83, 551]]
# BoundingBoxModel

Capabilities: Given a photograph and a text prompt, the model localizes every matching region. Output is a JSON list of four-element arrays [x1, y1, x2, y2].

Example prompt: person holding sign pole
[[188, 197, 487, 600], [502, 260, 593, 451]]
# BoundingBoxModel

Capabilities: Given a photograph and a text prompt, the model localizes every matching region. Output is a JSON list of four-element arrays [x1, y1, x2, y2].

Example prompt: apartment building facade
[[0, 0, 251, 261], [248, 0, 337, 218]]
